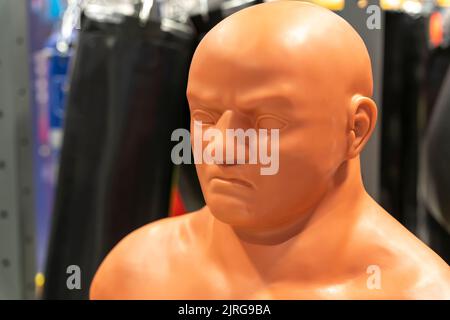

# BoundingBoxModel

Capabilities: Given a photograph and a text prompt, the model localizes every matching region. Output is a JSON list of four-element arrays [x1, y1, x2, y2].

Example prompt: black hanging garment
[[44, 15, 195, 299], [419, 66, 450, 263], [380, 11, 428, 231]]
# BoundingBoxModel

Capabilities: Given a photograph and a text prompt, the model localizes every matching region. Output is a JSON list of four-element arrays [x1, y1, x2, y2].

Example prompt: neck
[[204, 157, 372, 280]]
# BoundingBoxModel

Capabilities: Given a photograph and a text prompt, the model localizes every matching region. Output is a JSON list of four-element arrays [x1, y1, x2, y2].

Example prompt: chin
[[206, 195, 258, 227]]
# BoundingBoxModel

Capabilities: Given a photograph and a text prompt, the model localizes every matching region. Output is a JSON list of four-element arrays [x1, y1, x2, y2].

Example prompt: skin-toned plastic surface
[[90, 1, 450, 299]]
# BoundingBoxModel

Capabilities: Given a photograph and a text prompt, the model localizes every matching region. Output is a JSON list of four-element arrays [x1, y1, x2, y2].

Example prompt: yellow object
[[437, 0, 450, 8], [380, 0, 404, 10], [35, 272, 45, 287], [357, 0, 368, 8], [308, 0, 345, 11]]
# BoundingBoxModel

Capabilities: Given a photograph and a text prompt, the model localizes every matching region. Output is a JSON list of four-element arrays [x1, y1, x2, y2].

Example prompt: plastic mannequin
[[90, 1, 450, 299]]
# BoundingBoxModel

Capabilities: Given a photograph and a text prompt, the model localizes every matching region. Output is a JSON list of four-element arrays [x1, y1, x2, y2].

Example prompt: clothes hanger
[[139, 0, 154, 25], [221, 0, 263, 16], [140, 0, 195, 36], [57, 0, 83, 54]]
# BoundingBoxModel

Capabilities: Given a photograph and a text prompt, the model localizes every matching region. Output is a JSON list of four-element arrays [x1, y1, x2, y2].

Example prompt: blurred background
[[0, 0, 449, 299]]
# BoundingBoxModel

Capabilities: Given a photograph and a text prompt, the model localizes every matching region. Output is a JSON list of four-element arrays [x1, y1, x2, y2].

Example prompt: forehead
[[187, 47, 330, 116]]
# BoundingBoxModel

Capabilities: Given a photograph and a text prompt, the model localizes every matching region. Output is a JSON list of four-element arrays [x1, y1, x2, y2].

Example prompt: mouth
[[210, 176, 254, 189]]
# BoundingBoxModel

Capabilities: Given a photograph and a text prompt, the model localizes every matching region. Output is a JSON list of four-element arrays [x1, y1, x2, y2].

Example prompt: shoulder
[[353, 204, 450, 299], [387, 240, 450, 299], [89, 209, 208, 299]]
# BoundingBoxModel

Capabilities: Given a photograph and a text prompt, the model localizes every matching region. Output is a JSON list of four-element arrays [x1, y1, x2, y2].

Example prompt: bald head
[[187, 2, 378, 231], [188, 1, 373, 101]]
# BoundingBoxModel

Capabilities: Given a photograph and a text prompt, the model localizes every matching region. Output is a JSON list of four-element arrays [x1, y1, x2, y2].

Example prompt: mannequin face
[[186, 2, 374, 234], [188, 53, 348, 233]]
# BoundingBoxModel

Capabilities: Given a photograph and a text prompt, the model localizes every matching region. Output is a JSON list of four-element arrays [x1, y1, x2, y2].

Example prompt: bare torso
[[90, 202, 450, 300]]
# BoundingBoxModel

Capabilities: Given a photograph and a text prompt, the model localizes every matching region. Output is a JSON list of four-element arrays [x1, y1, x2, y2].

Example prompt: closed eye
[[256, 115, 288, 130], [191, 110, 216, 125]]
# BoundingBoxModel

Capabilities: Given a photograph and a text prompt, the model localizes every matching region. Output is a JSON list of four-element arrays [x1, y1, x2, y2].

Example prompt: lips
[[210, 176, 254, 189]]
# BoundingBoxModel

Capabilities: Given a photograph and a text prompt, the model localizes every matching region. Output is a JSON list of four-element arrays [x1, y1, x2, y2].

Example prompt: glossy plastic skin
[[90, 1, 450, 299]]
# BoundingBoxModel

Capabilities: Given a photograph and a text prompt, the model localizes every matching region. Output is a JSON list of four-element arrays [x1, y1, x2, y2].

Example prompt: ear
[[347, 95, 377, 159]]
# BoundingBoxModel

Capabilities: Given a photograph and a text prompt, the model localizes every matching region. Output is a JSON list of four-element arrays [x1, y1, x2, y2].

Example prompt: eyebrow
[[188, 94, 295, 113], [238, 95, 295, 112]]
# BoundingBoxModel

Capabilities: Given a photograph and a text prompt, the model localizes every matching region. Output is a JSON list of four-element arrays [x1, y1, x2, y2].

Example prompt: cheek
[[280, 126, 345, 176], [264, 157, 330, 216]]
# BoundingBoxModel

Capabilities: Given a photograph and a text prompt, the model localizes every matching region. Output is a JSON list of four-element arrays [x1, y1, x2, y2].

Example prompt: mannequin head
[[186, 1, 377, 237]]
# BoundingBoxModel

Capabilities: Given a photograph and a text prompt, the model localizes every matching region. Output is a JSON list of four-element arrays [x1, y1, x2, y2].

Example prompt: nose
[[216, 110, 251, 131], [210, 110, 253, 165]]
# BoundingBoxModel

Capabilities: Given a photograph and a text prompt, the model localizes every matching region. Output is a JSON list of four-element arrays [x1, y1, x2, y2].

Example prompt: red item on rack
[[169, 187, 186, 216]]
